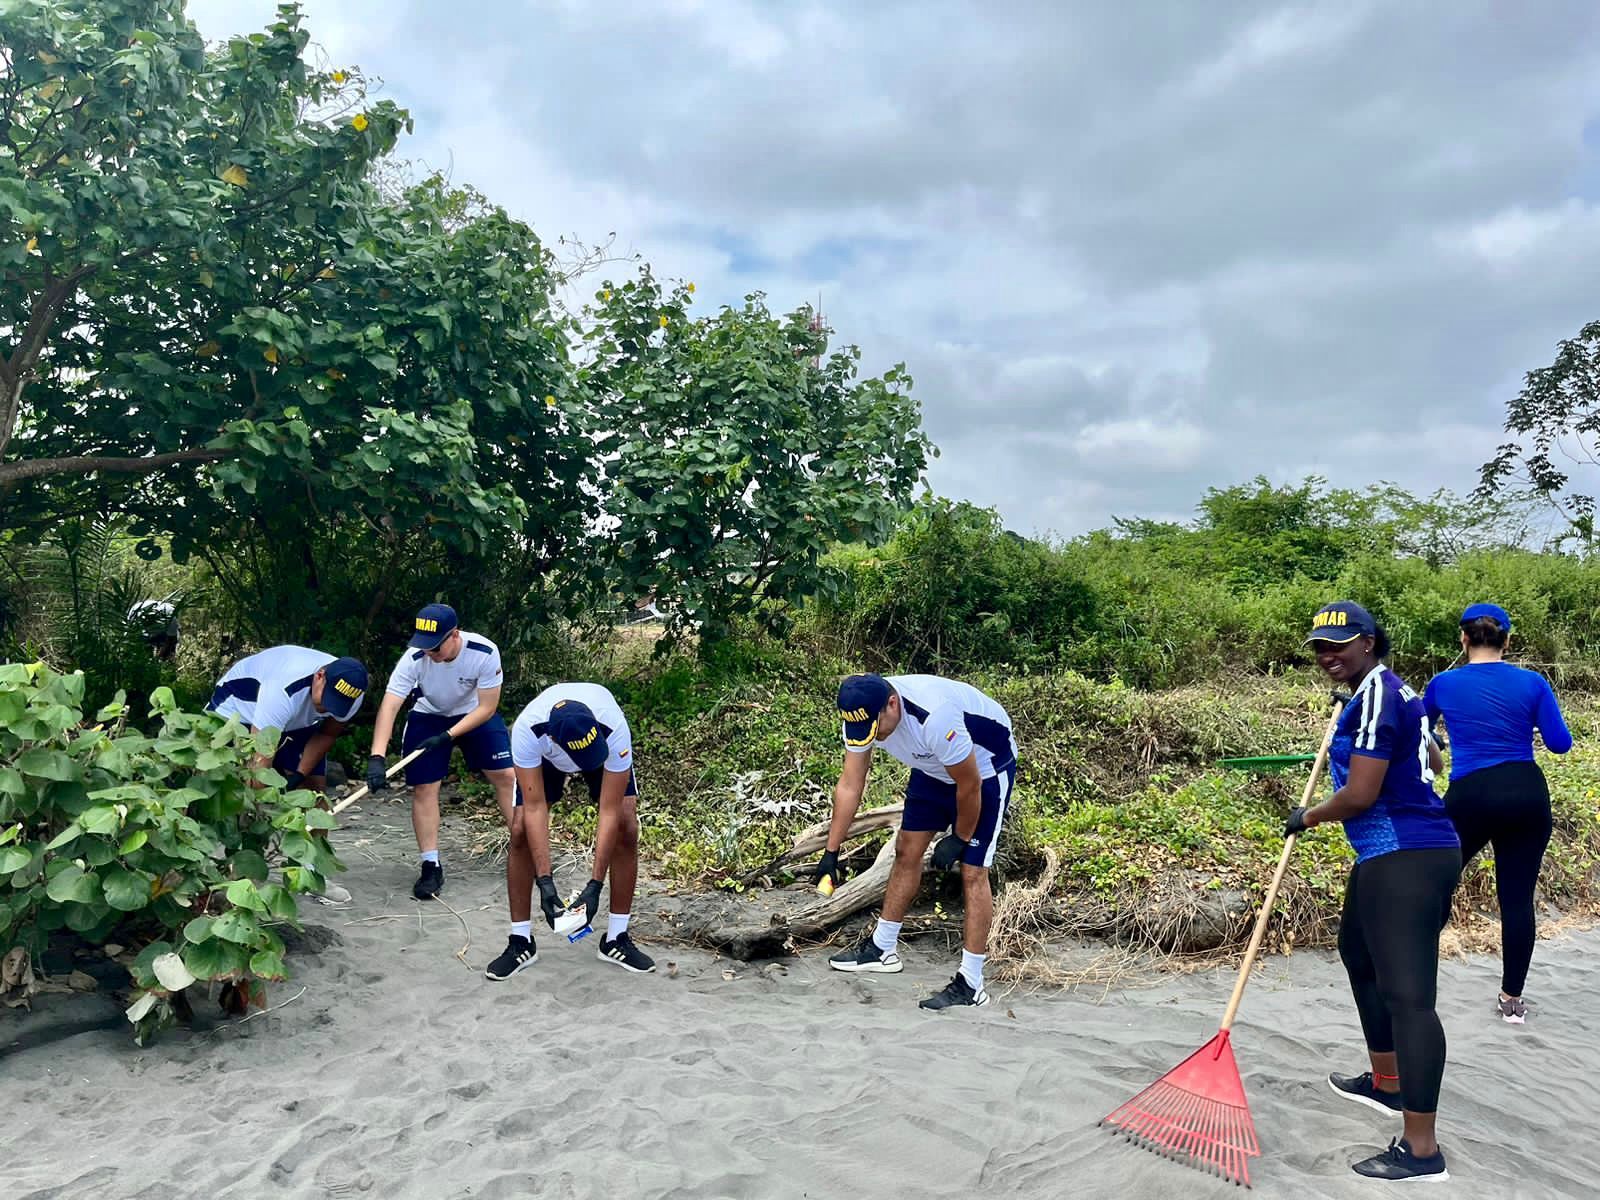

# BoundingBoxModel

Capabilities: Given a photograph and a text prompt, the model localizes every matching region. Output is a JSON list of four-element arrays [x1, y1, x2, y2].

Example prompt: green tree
[[1479, 319, 1600, 548], [582, 273, 933, 644]]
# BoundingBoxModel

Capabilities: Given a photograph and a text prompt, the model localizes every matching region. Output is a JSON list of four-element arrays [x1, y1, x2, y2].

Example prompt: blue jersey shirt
[[1423, 662, 1572, 781], [1330, 665, 1459, 863]]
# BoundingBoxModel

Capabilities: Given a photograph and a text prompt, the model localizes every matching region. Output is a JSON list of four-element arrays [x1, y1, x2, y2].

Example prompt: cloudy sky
[[189, 1, 1600, 537]]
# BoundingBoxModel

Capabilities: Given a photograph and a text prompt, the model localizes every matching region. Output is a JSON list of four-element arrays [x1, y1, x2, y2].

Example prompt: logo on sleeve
[[618, 748, 629, 760], [945, 730, 956, 742]]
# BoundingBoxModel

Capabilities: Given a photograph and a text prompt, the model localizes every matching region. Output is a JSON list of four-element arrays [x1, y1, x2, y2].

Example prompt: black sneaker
[[919, 972, 989, 1010], [1351, 1138, 1449, 1183], [483, 935, 538, 981], [412, 860, 444, 900], [597, 931, 656, 974], [1328, 1071, 1404, 1118], [828, 935, 903, 974]]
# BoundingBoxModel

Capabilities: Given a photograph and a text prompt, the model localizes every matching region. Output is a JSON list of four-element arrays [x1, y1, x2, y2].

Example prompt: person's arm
[[1535, 677, 1573, 754], [1304, 753, 1389, 826], [1423, 677, 1447, 750], [513, 762, 553, 875], [369, 692, 406, 758], [296, 720, 345, 780], [589, 767, 630, 884], [947, 751, 983, 842], [447, 684, 502, 739], [825, 747, 873, 853]]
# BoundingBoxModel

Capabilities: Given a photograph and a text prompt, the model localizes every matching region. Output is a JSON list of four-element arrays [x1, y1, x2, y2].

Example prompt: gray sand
[[3, 804, 1596, 1200]]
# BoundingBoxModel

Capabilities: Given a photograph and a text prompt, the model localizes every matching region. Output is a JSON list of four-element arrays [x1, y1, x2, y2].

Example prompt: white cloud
[[183, 0, 1600, 536]]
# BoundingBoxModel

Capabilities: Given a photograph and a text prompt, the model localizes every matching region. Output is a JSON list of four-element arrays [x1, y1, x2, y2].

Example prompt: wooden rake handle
[[330, 746, 428, 818], [1219, 694, 1347, 1032]]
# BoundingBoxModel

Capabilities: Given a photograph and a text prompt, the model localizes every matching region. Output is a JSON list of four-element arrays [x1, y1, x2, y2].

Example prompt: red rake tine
[[1100, 697, 1346, 1189]]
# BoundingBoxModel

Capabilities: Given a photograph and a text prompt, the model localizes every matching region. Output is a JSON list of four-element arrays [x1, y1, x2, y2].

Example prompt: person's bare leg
[[410, 781, 442, 854], [960, 865, 993, 954], [607, 798, 641, 915], [881, 829, 935, 922]]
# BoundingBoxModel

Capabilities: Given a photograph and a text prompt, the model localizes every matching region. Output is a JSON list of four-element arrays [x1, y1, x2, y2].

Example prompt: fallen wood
[[738, 803, 904, 886], [689, 834, 938, 960]]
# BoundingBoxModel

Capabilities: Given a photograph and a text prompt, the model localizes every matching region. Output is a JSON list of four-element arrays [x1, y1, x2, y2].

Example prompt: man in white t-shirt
[[483, 682, 655, 980], [366, 604, 515, 900], [821, 673, 1019, 1011], [207, 645, 370, 791]]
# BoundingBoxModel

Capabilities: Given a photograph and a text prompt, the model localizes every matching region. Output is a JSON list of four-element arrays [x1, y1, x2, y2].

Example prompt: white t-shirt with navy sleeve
[[844, 674, 1017, 784], [384, 632, 504, 717], [212, 645, 337, 735], [510, 683, 633, 774]]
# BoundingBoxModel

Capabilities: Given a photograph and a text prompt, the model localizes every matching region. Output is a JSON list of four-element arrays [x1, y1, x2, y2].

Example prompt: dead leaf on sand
[[721, 969, 737, 981], [667, 962, 679, 978]]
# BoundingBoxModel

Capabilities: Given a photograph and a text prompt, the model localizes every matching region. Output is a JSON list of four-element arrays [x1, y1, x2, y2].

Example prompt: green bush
[[0, 662, 340, 1043]]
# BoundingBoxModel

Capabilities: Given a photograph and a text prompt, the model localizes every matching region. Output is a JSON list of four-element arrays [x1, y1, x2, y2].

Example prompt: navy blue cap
[[1461, 602, 1511, 632], [548, 699, 609, 772], [838, 674, 893, 747], [318, 657, 368, 722], [1303, 601, 1378, 646], [408, 603, 459, 650]]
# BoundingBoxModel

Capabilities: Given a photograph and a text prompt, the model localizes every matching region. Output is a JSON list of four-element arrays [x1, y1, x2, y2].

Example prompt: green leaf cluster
[[0, 661, 339, 1043]]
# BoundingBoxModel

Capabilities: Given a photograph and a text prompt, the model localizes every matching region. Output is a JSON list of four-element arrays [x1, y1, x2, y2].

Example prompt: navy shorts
[[273, 727, 329, 780], [902, 760, 1017, 869], [402, 712, 513, 786], [515, 760, 639, 807]]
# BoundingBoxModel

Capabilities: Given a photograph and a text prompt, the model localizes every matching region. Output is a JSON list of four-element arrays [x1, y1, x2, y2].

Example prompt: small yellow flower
[[332, 71, 348, 84], [25, 237, 37, 254], [602, 289, 612, 302], [659, 315, 669, 329], [352, 113, 369, 132], [687, 281, 695, 294], [544, 394, 556, 407]]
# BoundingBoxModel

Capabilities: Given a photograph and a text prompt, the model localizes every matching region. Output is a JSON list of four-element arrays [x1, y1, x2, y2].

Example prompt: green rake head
[[1215, 754, 1316, 773]]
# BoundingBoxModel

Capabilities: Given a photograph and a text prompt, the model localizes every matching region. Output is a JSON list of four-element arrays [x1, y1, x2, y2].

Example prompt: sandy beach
[[3, 800, 1596, 1200]]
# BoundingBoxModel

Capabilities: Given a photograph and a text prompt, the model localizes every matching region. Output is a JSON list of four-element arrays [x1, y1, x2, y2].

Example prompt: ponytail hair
[[1372, 623, 1391, 660], [1461, 615, 1509, 649]]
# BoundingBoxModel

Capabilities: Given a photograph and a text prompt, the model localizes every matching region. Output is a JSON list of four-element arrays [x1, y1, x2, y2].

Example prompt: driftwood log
[[737, 803, 904, 886], [686, 806, 941, 960]]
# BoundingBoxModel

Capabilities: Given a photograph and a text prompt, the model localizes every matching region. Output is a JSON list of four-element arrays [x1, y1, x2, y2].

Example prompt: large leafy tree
[[1479, 319, 1600, 547], [1, 2, 588, 650], [582, 272, 934, 643]]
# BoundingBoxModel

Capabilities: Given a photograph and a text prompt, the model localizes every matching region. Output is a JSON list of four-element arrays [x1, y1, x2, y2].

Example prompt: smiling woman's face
[[1311, 637, 1374, 683]]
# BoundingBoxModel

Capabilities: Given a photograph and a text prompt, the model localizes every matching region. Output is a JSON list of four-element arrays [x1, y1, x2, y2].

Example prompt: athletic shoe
[[1497, 994, 1528, 1024], [1328, 1071, 1404, 1118], [483, 935, 538, 981], [828, 936, 903, 974], [597, 932, 656, 974], [412, 861, 444, 900], [1351, 1138, 1449, 1183], [919, 972, 990, 1010]]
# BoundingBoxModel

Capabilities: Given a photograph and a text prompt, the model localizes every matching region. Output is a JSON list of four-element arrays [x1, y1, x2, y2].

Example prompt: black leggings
[[1444, 760, 1553, 997], [1338, 847, 1461, 1114]]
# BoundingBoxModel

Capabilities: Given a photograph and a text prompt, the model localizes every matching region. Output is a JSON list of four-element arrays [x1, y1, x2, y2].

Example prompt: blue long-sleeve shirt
[[1423, 662, 1573, 781]]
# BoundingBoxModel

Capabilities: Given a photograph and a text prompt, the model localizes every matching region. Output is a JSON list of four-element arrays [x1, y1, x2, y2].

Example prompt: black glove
[[537, 875, 564, 929], [574, 879, 602, 926], [366, 755, 388, 793], [419, 731, 454, 753], [1284, 807, 1312, 837], [1330, 690, 1353, 707], [813, 849, 843, 889], [282, 769, 306, 791], [932, 833, 968, 871]]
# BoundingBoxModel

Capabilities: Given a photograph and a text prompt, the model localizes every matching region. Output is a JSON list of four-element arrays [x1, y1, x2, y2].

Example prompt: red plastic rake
[[1101, 697, 1345, 1188]]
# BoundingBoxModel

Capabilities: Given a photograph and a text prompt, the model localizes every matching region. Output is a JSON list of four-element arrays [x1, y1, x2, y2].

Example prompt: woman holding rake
[[1288, 601, 1462, 1183]]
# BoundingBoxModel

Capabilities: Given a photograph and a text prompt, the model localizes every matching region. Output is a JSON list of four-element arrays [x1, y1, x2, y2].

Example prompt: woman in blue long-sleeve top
[[1424, 603, 1572, 1024]]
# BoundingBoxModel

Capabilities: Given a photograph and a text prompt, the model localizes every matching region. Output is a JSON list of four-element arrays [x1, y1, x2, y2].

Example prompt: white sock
[[420, 850, 440, 865], [872, 919, 902, 955], [510, 921, 531, 940], [607, 912, 630, 940], [960, 949, 985, 991]]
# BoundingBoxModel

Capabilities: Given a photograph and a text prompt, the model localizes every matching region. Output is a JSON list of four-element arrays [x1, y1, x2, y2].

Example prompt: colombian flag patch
[[945, 730, 956, 741]]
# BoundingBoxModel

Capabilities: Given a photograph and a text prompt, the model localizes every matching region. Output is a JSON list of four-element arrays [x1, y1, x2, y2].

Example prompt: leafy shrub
[[0, 663, 339, 1043]]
